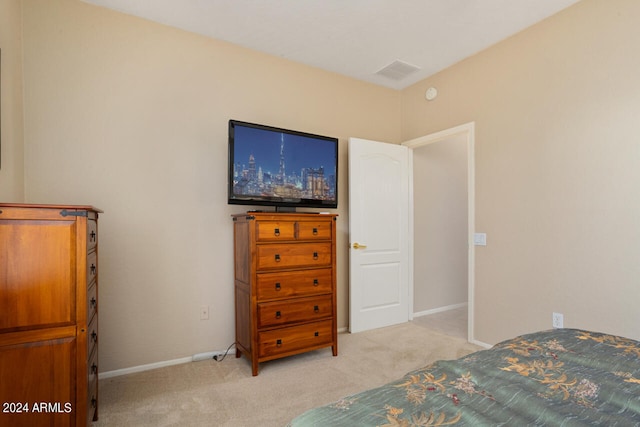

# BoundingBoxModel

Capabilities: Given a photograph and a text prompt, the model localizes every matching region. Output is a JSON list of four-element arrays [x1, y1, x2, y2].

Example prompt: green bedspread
[[289, 329, 640, 426]]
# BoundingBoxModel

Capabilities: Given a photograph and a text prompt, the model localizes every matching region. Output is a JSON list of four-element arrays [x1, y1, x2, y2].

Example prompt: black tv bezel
[[228, 120, 339, 210]]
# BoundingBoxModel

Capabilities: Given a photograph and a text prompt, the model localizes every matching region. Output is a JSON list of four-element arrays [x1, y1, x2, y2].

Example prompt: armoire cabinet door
[[0, 333, 77, 427], [0, 219, 77, 331]]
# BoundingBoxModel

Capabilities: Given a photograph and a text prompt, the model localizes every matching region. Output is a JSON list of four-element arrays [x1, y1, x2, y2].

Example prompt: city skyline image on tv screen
[[230, 122, 338, 207]]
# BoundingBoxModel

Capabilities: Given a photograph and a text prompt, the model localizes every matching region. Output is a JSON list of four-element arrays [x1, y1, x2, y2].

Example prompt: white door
[[349, 137, 410, 333]]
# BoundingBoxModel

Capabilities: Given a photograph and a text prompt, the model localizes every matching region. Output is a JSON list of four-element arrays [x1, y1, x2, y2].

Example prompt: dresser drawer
[[258, 320, 333, 358], [258, 295, 332, 328], [87, 282, 98, 322], [87, 250, 98, 286], [256, 268, 332, 300], [297, 220, 333, 240], [256, 221, 295, 241], [257, 242, 332, 270]]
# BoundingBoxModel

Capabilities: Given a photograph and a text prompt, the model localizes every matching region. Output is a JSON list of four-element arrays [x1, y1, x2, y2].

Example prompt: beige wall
[[413, 135, 468, 313], [402, 0, 640, 344], [20, 0, 401, 372], [0, 0, 25, 201], [10, 0, 640, 371]]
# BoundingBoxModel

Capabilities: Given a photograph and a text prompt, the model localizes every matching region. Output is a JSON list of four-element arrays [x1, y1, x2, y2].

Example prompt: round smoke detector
[[425, 87, 438, 101]]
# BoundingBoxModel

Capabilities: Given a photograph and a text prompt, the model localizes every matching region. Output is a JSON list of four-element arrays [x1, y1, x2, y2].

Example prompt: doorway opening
[[403, 122, 475, 342]]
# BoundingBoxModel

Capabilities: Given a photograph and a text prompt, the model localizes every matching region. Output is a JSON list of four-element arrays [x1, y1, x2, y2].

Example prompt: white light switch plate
[[474, 233, 487, 246]]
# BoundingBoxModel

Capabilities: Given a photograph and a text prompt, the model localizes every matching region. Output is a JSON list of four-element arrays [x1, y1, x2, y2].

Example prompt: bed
[[288, 328, 640, 426]]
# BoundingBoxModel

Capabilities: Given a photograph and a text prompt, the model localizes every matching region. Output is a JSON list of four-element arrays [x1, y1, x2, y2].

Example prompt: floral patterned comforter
[[288, 329, 640, 426]]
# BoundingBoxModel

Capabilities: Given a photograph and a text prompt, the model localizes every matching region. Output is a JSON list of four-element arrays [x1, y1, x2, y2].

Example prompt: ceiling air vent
[[375, 60, 421, 81]]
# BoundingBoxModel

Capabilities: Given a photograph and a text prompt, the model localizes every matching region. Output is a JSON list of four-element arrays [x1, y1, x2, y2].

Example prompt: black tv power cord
[[213, 343, 235, 362]]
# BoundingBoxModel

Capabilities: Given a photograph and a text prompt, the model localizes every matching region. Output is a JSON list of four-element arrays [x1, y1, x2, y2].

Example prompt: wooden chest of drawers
[[0, 203, 101, 426], [232, 212, 338, 376]]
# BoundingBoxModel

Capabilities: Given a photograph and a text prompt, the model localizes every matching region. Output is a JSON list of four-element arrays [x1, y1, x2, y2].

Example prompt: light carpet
[[94, 321, 481, 427]]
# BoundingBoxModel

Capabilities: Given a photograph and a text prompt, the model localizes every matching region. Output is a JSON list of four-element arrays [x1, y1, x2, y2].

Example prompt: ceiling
[[82, 0, 581, 90]]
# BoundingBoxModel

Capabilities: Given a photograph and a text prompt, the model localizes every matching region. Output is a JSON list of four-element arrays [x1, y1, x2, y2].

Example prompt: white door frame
[[402, 122, 476, 342]]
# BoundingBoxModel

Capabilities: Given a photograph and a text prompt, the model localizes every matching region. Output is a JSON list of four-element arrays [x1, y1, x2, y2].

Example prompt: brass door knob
[[352, 242, 367, 249]]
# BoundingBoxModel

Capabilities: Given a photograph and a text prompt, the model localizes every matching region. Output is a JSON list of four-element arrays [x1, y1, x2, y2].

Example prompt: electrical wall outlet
[[552, 312, 563, 329], [200, 305, 209, 320]]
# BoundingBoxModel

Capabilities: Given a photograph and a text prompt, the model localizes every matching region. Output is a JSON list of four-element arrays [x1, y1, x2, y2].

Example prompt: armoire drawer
[[87, 331, 99, 425], [256, 242, 332, 270], [88, 346, 98, 387], [87, 250, 98, 286], [258, 295, 332, 328], [258, 319, 333, 358], [87, 315, 98, 356], [87, 377, 98, 425], [256, 268, 333, 301], [87, 282, 98, 322], [87, 218, 98, 251]]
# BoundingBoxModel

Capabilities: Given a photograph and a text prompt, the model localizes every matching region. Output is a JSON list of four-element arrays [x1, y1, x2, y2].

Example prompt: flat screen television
[[228, 120, 338, 211]]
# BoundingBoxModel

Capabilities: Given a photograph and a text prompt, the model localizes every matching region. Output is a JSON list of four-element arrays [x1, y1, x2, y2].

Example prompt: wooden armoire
[[0, 203, 101, 427]]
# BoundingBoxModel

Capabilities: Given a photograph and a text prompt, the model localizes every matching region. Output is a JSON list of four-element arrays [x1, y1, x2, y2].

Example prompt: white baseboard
[[469, 338, 493, 349], [413, 302, 468, 318], [100, 347, 236, 379], [100, 356, 193, 379], [192, 351, 219, 362], [412, 302, 495, 348]]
